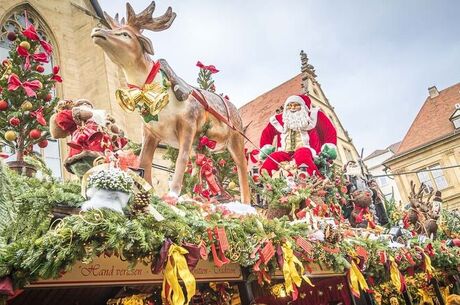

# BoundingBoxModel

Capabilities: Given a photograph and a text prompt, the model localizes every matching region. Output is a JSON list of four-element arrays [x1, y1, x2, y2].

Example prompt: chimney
[[428, 86, 439, 98]]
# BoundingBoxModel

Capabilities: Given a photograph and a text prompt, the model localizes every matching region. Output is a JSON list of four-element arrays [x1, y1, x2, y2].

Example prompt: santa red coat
[[259, 95, 337, 176]]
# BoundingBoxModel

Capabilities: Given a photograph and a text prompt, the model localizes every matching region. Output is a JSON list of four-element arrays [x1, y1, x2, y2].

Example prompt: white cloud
[[99, 0, 460, 154]]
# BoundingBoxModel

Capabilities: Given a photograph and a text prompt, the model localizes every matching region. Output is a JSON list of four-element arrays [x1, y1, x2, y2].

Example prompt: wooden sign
[[30, 256, 243, 288]]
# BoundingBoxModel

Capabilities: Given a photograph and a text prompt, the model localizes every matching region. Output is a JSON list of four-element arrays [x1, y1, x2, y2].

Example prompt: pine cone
[[131, 191, 151, 214]]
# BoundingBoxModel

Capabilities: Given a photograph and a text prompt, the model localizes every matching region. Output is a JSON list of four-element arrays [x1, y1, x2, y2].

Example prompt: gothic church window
[[0, 7, 62, 178]]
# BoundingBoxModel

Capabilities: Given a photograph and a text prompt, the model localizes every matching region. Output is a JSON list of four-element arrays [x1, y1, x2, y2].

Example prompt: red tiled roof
[[364, 141, 401, 161], [239, 74, 303, 146], [397, 82, 460, 154]]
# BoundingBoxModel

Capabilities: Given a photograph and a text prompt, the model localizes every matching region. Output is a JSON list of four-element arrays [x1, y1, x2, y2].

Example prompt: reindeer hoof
[[161, 191, 179, 205]]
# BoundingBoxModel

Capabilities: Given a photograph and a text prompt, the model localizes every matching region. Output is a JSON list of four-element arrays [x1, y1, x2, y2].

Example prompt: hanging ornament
[[19, 41, 30, 50], [44, 93, 52, 102], [2, 59, 11, 67], [38, 139, 48, 148], [29, 129, 41, 139], [7, 32, 17, 41], [21, 100, 33, 111], [0, 100, 8, 111], [227, 181, 237, 190], [4, 130, 17, 141], [36, 65, 45, 73], [9, 117, 20, 126]]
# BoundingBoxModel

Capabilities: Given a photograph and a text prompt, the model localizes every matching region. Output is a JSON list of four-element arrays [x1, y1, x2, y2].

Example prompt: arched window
[[0, 7, 62, 179]]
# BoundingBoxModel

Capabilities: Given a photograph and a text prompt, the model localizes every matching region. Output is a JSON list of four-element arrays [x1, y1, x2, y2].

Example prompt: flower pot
[[81, 187, 131, 214], [6, 161, 37, 177]]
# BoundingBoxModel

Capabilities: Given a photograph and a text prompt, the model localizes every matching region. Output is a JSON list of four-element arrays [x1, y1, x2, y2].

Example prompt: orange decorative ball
[[0, 100, 8, 111], [29, 129, 41, 139], [38, 139, 48, 148]]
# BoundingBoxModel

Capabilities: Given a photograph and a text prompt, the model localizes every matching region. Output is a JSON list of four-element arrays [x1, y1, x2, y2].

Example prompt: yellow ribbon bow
[[162, 244, 196, 305], [281, 242, 314, 298], [121, 294, 148, 305], [423, 253, 434, 278], [348, 259, 369, 298], [418, 289, 434, 305], [389, 256, 405, 292]]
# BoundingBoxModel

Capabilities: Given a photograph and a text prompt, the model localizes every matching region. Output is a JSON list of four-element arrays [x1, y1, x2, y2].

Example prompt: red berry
[[44, 93, 52, 102], [29, 129, 41, 139], [0, 100, 8, 111], [36, 65, 45, 73], [7, 32, 16, 41], [38, 139, 48, 148], [9, 117, 20, 126]]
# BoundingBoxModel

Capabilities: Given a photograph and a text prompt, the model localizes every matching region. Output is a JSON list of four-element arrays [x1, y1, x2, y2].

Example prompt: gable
[[397, 82, 460, 154]]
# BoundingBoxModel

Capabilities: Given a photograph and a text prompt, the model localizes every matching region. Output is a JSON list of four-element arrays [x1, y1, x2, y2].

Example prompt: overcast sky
[[99, 0, 460, 156]]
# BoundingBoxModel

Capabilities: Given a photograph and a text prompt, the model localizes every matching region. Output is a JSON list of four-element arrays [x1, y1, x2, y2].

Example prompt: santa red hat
[[284, 94, 312, 109]]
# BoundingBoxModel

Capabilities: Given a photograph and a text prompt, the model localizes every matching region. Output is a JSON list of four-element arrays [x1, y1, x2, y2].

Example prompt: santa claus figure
[[259, 94, 337, 176]]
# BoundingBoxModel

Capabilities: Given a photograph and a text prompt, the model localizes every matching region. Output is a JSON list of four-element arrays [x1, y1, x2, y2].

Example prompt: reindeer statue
[[405, 181, 441, 239], [91, 2, 250, 203]]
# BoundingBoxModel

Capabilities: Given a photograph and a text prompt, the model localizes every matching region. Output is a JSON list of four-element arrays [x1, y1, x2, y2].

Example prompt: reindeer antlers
[[104, 1, 176, 32]]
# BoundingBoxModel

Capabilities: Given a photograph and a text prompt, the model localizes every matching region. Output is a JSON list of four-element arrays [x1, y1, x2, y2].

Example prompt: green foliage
[[0, 26, 60, 161]]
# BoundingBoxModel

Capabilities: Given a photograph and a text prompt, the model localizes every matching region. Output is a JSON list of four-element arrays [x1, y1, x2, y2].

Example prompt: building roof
[[239, 74, 303, 146], [396, 82, 460, 155], [364, 141, 401, 161]]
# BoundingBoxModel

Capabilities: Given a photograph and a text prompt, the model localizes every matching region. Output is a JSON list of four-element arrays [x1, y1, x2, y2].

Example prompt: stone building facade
[[384, 83, 460, 211]]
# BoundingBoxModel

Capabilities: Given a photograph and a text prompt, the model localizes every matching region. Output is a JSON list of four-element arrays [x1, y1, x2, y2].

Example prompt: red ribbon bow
[[195, 154, 220, 197], [8, 74, 41, 97], [17, 45, 48, 70], [196, 61, 219, 74], [30, 107, 47, 126], [51, 66, 62, 83], [197, 136, 216, 150], [22, 24, 53, 54]]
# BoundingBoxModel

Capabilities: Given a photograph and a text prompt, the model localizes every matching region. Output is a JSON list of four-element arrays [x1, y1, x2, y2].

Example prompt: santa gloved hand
[[259, 144, 276, 160], [320, 144, 337, 160]]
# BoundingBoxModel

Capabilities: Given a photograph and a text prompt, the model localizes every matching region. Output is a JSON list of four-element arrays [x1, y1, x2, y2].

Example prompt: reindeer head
[[91, 2, 176, 67]]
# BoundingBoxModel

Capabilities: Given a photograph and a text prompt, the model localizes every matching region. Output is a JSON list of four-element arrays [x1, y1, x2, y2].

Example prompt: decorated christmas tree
[[0, 20, 61, 169]]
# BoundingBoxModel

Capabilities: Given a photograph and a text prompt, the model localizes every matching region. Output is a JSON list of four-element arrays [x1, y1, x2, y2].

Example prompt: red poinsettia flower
[[51, 65, 62, 82], [196, 60, 219, 74]]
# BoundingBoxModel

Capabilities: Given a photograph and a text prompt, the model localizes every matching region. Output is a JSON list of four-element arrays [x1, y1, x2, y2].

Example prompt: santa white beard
[[283, 108, 312, 132]]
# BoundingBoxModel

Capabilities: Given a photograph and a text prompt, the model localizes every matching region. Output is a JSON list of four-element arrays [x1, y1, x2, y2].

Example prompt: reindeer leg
[[139, 125, 160, 185], [227, 133, 251, 204], [169, 125, 196, 197]]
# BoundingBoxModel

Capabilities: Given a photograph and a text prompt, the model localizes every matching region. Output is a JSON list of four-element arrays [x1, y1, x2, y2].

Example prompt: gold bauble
[[227, 181, 237, 190], [19, 41, 30, 50], [4, 130, 17, 141], [21, 101, 33, 111]]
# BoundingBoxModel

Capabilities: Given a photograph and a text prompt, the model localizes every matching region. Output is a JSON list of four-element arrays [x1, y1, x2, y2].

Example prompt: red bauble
[[29, 129, 41, 139], [7, 32, 17, 41], [9, 117, 20, 126], [44, 93, 52, 102], [38, 139, 48, 148], [36, 65, 45, 73], [2, 59, 10, 67], [0, 100, 8, 111]]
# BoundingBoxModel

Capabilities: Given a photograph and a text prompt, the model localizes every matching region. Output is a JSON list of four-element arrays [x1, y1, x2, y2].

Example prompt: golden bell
[[115, 84, 170, 116], [115, 88, 139, 112]]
